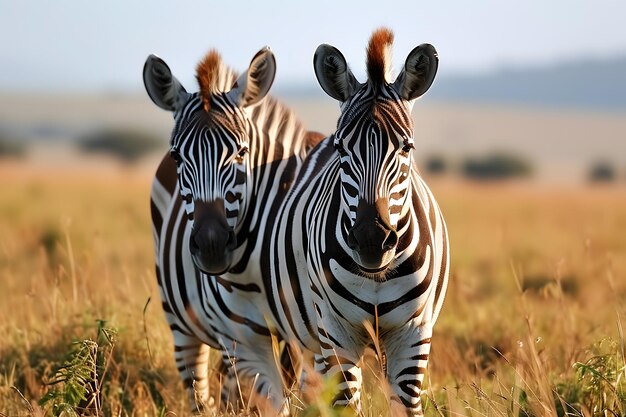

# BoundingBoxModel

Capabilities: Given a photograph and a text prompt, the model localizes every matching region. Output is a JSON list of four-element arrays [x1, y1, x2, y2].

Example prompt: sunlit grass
[[1, 168, 625, 416]]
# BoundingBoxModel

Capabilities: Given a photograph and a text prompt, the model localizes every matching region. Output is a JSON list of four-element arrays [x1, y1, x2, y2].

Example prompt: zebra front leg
[[314, 327, 363, 413], [214, 357, 239, 411], [385, 323, 433, 417], [173, 334, 215, 412], [219, 343, 293, 416]]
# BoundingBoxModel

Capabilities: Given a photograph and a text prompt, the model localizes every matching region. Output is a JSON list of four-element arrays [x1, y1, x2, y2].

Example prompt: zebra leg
[[214, 357, 239, 411], [385, 323, 433, 417], [214, 345, 294, 416], [314, 327, 363, 413], [219, 344, 292, 415], [173, 334, 215, 412], [279, 342, 302, 395]]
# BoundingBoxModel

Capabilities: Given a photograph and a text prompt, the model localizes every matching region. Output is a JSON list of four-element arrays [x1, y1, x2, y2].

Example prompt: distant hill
[[276, 55, 626, 110], [430, 55, 626, 110]]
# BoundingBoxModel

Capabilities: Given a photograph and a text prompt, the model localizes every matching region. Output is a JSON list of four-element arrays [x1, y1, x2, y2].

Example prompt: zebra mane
[[196, 50, 238, 111], [366, 27, 394, 87]]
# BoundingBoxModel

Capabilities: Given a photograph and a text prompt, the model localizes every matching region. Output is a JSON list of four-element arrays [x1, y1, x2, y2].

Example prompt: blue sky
[[1, 0, 625, 92]]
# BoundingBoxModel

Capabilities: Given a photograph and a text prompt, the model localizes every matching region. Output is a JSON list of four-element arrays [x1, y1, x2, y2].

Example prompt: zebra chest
[[197, 271, 272, 342], [317, 259, 431, 332]]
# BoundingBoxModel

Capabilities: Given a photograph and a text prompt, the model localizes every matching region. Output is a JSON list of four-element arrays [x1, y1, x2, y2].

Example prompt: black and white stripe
[[261, 31, 449, 416], [146, 48, 321, 412]]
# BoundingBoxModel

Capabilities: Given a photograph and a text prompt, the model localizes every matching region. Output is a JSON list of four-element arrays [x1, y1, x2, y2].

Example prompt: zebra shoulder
[[153, 152, 178, 197], [304, 131, 326, 153], [151, 152, 179, 235]]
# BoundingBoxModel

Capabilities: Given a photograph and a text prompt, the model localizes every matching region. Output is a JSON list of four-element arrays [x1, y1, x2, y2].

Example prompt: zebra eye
[[333, 140, 347, 157], [237, 146, 249, 158], [234, 145, 248, 163], [400, 140, 414, 156], [170, 149, 182, 164]]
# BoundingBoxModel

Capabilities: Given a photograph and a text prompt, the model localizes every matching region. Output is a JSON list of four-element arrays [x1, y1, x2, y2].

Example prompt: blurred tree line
[[0, 127, 164, 163], [77, 128, 163, 163], [422, 152, 534, 180], [0, 130, 26, 158], [1, 128, 624, 185], [423, 153, 624, 183]]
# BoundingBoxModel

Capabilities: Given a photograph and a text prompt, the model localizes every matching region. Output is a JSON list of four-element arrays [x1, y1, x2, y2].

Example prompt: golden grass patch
[[1, 169, 625, 416]]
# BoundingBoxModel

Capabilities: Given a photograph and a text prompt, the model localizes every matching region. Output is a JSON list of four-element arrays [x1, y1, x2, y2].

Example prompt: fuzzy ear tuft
[[228, 47, 276, 108], [392, 43, 439, 101], [313, 44, 360, 102], [143, 55, 189, 111]]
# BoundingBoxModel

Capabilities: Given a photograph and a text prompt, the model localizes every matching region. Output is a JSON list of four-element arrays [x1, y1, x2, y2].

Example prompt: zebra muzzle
[[347, 222, 398, 270], [189, 199, 237, 275], [347, 198, 398, 270]]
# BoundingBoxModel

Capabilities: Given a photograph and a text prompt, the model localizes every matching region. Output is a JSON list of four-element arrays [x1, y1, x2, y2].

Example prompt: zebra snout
[[190, 225, 236, 255], [189, 198, 237, 271], [189, 222, 236, 275], [347, 221, 398, 271], [347, 228, 359, 251], [348, 223, 397, 252], [382, 229, 398, 251], [226, 230, 236, 250], [348, 199, 398, 271]]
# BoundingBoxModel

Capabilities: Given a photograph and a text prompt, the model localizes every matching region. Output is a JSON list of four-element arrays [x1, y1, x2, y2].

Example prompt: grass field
[[1, 165, 625, 416]]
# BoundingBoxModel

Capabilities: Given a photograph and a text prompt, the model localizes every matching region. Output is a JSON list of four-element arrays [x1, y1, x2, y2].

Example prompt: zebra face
[[333, 87, 414, 271], [144, 48, 276, 275], [170, 94, 250, 275], [313, 37, 438, 273]]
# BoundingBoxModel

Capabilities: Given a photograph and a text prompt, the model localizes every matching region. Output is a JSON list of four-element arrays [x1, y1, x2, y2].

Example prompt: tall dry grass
[[1, 167, 625, 416], [428, 183, 626, 415], [0, 168, 186, 416]]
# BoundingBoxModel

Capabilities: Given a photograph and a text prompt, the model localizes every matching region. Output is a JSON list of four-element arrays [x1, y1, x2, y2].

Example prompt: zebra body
[[146, 48, 321, 412], [262, 29, 449, 416]]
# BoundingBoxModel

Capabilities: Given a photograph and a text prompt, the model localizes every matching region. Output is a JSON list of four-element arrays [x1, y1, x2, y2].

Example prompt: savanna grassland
[[1, 165, 625, 417]]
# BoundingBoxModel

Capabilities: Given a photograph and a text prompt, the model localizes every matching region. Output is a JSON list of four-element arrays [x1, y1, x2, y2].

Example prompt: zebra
[[262, 28, 449, 416], [144, 47, 322, 413]]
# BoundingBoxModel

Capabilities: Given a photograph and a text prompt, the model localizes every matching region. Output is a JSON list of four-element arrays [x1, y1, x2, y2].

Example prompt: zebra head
[[143, 48, 276, 275], [314, 28, 438, 273]]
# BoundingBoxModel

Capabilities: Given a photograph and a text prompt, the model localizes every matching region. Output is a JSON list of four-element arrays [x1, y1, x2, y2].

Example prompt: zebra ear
[[143, 55, 189, 112], [228, 47, 276, 108], [314, 44, 360, 102], [392, 43, 438, 101]]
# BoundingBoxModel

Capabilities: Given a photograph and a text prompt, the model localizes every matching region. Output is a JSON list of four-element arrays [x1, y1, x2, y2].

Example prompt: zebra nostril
[[225, 230, 237, 251], [382, 229, 398, 251], [347, 229, 359, 251], [190, 234, 200, 254]]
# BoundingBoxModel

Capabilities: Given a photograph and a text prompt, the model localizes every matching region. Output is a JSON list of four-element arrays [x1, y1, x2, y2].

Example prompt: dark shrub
[[423, 154, 449, 176], [588, 161, 616, 183], [0, 132, 26, 158], [77, 128, 163, 163], [461, 153, 533, 180]]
